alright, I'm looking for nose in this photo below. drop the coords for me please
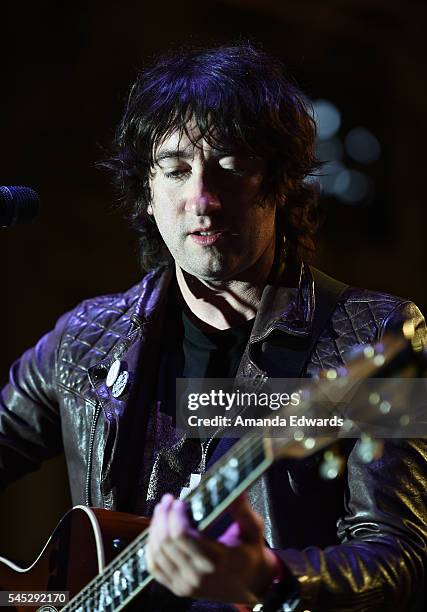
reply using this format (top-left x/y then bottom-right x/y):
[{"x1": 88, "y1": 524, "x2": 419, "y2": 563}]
[{"x1": 184, "y1": 173, "x2": 221, "y2": 215}]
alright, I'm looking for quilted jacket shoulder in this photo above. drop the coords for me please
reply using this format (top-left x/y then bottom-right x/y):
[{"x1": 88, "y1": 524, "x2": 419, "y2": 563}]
[
  {"x1": 308, "y1": 286, "x2": 425, "y2": 373},
  {"x1": 55, "y1": 283, "x2": 144, "y2": 399}
]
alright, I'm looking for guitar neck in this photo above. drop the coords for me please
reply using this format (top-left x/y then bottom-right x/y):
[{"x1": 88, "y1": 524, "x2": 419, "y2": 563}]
[{"x1": 65, "y1": 436, "x2": 274, "y2": 612}]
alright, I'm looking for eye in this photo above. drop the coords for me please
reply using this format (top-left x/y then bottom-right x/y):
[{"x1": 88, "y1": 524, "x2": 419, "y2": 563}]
[
  {"x1": 163, "y1": 166, "x2": 191, "y2": 180},
  {"x1": 222, "y1": 167, "x2": 245, "y2": 177},
  {"x1": 218, "y1": 155, "x2": 263, "y2": 177},
  {"x1": 165, "y1": 169, "x2": 189, "y2": 178},
  {"x1": 218, "y1": 157, "x2": 245, "y2": 175}
]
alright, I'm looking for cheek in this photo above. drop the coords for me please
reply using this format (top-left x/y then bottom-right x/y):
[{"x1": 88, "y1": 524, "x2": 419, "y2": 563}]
[
  {"x1": 238, "y1": 195, "x2": 276, "y2": 222},
  {"x1": 152, "y1": 185, "x2": 186, "y2": 218},
  {"x1": 249, "y1": 206, "x2": 276, "y2": 242},
  {"x1": 225, "y1": 181, "x2": 259, "y2": 203}
]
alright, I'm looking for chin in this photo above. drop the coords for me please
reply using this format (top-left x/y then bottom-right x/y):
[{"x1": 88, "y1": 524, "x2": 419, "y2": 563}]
[
  {"x1": 179, "y1": 261, "x2": 230, "y2": 281},
  {"x1": 190, "y1": 269, "x2": 230, "y2": 282},
  {"x1": 179, "y1": 254, "x2": 248, "y2": 282}
]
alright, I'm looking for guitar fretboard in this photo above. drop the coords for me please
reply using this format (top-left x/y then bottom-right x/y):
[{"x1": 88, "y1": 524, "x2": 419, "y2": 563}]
[{"x1": 64, "y1": 435, "x2": 272, "y2": 612}]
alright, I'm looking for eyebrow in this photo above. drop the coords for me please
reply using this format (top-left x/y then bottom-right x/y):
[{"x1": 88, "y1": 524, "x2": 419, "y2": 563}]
[
  {"x1": 154, "y1": 149, "x2": 194, "y2": 163},
  {"x1": 154, "y1": 148, "x2": 246, "y2": 164}
]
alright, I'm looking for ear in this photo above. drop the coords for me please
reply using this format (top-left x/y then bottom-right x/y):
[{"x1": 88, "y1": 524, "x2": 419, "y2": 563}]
[{"x1": 147, "y1": 204, "x2": 153, "y2": 215}]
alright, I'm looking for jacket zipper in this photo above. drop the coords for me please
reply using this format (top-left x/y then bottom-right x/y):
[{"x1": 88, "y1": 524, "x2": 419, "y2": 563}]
[{"x1": 85, "y1": 403, "x2": 101, "y2": 506}]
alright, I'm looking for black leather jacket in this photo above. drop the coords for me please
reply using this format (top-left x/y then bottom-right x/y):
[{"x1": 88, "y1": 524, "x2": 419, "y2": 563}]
[{"x1": 1, "y1": 263, "x2": 426, "y2": 611}]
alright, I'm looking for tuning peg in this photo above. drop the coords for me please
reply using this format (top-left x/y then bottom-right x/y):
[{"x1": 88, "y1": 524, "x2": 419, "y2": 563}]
[{"x1": 403, "y1": 318, "x2": 426, "y2": 354}]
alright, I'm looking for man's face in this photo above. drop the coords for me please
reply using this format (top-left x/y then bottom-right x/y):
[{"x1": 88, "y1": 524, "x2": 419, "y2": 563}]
[{"x1": 148, "y1": 126, "x2": 277, "y2": 282}]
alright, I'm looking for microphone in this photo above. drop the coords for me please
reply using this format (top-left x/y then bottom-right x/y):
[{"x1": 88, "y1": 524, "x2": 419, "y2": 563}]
[{"x1": 0, "y1": 186, "x2": 40, "y2": 227}]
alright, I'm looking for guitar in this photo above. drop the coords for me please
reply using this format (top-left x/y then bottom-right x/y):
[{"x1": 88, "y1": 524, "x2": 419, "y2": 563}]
[{"x1": 0, "y1": 327, "x2": 424, "y2": 612}]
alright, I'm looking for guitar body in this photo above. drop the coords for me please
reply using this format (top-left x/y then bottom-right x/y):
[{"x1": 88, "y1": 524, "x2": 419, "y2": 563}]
[
  {"x1": 0, "y1": 506, "x2": 149, "y2": 611},
  {"x1": 0, "y1": 506, "x2": 249, "y2": 612}
]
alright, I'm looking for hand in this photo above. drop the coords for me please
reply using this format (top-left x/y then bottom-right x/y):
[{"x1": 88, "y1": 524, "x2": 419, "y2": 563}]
[{"x1": 145, "y1": 493, "x2": 280, "y2": 605}]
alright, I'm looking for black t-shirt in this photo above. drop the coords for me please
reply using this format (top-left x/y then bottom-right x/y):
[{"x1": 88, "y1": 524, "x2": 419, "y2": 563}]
[
  {"x1": 156, "y1": 303, "x2": 254, "y2": 421},
  {"x1": 181, "y1": 309, "x2": 254, "y2": 379}
]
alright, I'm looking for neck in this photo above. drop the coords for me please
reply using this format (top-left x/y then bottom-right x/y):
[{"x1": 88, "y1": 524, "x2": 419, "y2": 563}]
[{"x1": 175, "y1": 250, "x2": 276, "y2": 331}]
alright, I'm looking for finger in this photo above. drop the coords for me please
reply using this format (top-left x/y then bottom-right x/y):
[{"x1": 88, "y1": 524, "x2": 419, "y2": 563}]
[
  {"x1": 158, "y1": 498, "x2": 198, "y2": 573},
  {"x1": 228, "y1": 495, "x2": 264, "y2": 542},
  {"x1": 152, "y1": 494, "x2": 175, "y2": 543},
  {"x1": 218, "y1": 520, "x2": 241, "y2": 547},
  {"x1": 168, "y1": 534, "x2": 216, "y2": 574},
  {"x1": 168, "y1": 499, "x2": 192, "y2": 539},
  {"x1": 168, "y1": 500, "x2": 217, "y2": 572},
  {"x1": 151, "y1": 495, "x2": 201, "y2": 586},
  {"x1": 161, "y1": 535, "x2": 195, "y2": 575},
  {"x1": 146, "y1": 494, "x2": 176, "y2": 572},
  {"x1": 154, "y1": 540, "x2": 205, "y2": 597},
  {"x1": 152, "y1": 499, "x2": 219, "y2": 593},
  {"x1": 150, "y1": 546, "x2": 181, "y2": 585}
]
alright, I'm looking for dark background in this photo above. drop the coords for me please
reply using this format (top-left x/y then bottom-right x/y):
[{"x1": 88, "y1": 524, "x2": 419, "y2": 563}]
[{"x1": 1, "y1": 0, "x2": 426, "y2": 561}]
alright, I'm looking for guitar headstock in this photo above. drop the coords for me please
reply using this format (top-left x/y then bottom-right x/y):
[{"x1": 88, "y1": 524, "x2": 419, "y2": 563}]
[{"x1": 269, "y1": 320, "x2": 426, "y2": 463}]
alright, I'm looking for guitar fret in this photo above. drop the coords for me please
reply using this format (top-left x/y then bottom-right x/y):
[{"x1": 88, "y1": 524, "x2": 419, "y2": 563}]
[
  {"x1": 98, "y1": 582, "x2": 113, "y2": 611},
  {"x1": 222, "y1": 457, "x2": 238, "y2": 485},
  {"x1": 75, "y1": 593, "x2": 99, "y2": 612},
  {"x1": 188, "y1": 437, "x2": 267, "y2": 526},
  {"x1": 120, "y1": 559, "x2": 135, "y2": 585},
  {"x1": 206, "y1": 475, "x2": 220, "y2": 506},
  {"x1": 112, "y1": 569, "x2": 123, "y2": 600},
  {"x1": 190, "y1": 490, "x2": 206, "y2": 522},
  {"x1": 136, "y1": 547, "x2": 147, "y2": 575}
]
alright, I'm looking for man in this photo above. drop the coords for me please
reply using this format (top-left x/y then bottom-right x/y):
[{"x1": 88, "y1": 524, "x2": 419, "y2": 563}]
[{"x1": 1, "y1": 45, "x2": 426, "y2": 611}]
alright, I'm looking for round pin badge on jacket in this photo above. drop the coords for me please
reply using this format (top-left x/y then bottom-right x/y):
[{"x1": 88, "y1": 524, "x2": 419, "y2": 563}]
[
  {"x1": 106, "y1": 359, "x2": 122, "y2": 388},
  {"x1": 112, "y1": 370, "x2": 130, "y2": 398}
]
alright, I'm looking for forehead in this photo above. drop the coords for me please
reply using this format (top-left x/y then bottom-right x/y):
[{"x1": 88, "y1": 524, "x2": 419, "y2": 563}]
[
  {"x1": 153, "y1": 123, "x2": 245, "y2": 162},
  {"x1": 154, "y1": 128, "x2": 201, "y2": 158}
]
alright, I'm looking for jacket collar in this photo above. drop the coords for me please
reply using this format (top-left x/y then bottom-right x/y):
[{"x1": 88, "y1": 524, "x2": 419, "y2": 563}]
[
  {"x1": 132, "y1": 256, "x2": 315, "y2": 342},
  {"x1": 250, "y1": 258, "x2": 315, "y2": 343}
]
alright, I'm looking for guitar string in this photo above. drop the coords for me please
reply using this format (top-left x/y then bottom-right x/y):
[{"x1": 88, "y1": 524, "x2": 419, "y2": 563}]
[
  {"x1": 67, "y1": 411, "x2": 350, "y2": 611},
  {"x1": 64, "y1": 435, "x2": 268, "y2": 611},
  {"x1": 66, "y1": 384, "x2": 352, "y2": 607},
  {"x1": 64, "y1": 449, "x2": 266, "y2": 612},
  {"x1": 65, "y1": 444, "x2": 267, "y2": 612},
  {"x1": 67, "y1": 412, "x2": 343, "y2": 612}
]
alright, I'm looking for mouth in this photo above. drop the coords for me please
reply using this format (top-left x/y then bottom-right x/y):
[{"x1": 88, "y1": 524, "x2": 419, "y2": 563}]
[{"x1": 189, "y1": 229, "x2": 229, "y2": 246}]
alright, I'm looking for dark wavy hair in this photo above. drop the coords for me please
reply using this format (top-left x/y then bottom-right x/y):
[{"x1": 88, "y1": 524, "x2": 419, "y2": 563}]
[{"x1": 102, "y1": 44, "x2": 320, "y2": 272}]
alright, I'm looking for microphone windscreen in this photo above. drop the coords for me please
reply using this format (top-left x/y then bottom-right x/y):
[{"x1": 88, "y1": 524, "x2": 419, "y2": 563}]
[{"x1": 0, "y1": 186, "x2": 40, "y2": 227}]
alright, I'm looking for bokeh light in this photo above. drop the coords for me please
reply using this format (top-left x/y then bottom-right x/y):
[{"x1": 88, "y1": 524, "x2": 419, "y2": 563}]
[
  {"x1": 333, "y1": 169, "x2": 373, "y2": 203},
  {"x1": 318, "y1": 160, "x2": 346, "y2": 196},
  {"x1": 312, "y1": 99, "x2": 380, "y2": 204},
  {"x1": 313, "y1": 99, "x2": 342, "y2": 140},
  {"x1": 345, "y1": 127, "x2": 381, "y2": 164}
]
